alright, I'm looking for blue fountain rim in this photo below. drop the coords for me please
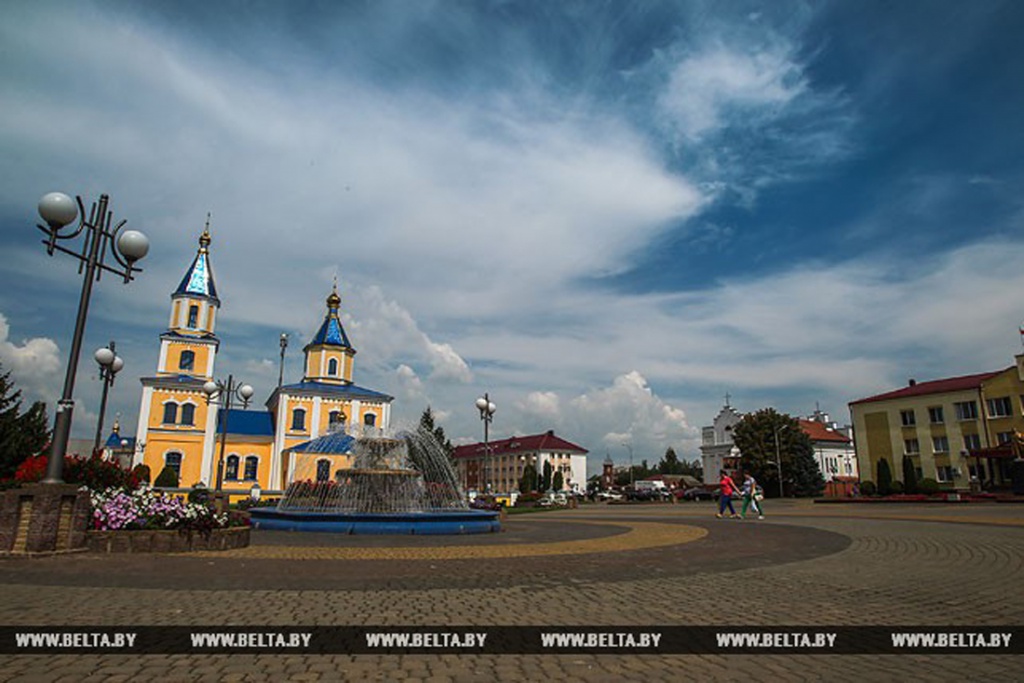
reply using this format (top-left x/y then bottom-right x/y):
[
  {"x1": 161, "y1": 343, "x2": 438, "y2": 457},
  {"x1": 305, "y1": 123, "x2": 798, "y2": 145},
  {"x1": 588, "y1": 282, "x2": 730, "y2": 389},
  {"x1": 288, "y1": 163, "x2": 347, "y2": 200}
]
[{"x1": 248, "y1": 507, "x2": 501, "y2": 535}]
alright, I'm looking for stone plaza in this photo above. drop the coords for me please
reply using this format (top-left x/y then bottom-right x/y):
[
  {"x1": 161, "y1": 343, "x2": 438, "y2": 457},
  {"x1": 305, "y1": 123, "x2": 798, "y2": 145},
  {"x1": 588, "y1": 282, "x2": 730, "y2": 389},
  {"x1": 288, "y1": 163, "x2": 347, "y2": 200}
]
[{"x1": 0, "y1": 499, "x2": 1021, "y2": 681}]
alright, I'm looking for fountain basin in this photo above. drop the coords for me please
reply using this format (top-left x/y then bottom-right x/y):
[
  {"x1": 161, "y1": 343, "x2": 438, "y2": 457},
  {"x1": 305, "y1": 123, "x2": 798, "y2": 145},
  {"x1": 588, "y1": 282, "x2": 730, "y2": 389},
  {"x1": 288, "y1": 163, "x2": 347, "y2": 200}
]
[{"x1": 249, "y1": 507, "x2": 501, "y2": 535}]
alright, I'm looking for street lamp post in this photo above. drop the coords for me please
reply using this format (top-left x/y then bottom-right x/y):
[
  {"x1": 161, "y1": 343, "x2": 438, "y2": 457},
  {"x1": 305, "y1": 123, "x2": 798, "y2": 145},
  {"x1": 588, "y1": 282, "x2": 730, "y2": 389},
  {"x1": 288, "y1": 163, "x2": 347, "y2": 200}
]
[
  {"x1": 202, "y1": 375, "x2": 255, "y2": 492},
  {"x1": 277, "y1": 333, "x2": 288, "y2": 389},
  {"x1": 36, "y1": 192, "x2": 149, "y2": 483},
  {"x1": 92, "y1": 341, "x2": 124, "y2": 453},
  {"x1": 475, "y1": 394, "x2": 496, "y2": 493},
  {"x1": 773, "y1": 424, "x2": 788, "y2": 498}
]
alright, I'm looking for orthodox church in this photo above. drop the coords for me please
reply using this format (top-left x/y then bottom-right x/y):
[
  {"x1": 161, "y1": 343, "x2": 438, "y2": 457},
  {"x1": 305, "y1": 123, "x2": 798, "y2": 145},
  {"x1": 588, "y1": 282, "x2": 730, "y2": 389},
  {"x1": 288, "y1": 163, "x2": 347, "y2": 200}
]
[{"x1": 132, "y1": 225, "x2": 393, "y2": 492}]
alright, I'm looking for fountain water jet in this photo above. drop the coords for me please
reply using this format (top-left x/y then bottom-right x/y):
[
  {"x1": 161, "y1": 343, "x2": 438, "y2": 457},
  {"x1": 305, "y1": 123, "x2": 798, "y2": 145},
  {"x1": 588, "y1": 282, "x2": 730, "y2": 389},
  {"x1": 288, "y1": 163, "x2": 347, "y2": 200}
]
[{"x1": 249, "y1": 425, "x2": 500, "y2": 534}]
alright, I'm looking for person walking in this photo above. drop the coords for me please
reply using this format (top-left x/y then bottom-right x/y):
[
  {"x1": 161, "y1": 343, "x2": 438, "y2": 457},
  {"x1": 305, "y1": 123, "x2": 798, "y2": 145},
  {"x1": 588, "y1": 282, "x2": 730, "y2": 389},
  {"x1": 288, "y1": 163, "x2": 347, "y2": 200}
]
[
  {"x1": 716, "y1": 470, "x2": 740, "y2": 518},
  {"x1": 740, "y1": 472, "x2": 765, "y2": 519}
]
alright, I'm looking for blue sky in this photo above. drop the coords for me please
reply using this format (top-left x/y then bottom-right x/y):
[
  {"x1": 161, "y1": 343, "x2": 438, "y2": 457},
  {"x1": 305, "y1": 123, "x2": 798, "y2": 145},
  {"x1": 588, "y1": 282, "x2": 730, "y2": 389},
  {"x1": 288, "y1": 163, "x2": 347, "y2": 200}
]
[{"x1": 2, "y1": 0, "x2": 1023, "y2": 476}]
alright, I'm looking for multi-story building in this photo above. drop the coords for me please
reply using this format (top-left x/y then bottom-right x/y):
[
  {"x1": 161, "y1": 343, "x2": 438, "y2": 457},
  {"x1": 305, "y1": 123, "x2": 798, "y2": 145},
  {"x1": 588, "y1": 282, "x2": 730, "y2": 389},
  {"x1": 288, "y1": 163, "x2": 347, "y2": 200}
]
[
  {"x1": 452, "y1": 430, "x2": 588, "y2": 494},
  {"x1": 849, "y1": 354, "x2": 1024, "y2": 489},
  {"x1": 133, "y1": 225, "x2": 393, "y2": 492}
]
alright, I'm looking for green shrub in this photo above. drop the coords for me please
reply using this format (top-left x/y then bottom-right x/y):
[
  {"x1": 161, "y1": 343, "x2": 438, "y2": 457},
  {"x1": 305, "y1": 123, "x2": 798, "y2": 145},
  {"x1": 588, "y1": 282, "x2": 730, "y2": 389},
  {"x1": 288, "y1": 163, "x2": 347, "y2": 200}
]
[
  {"x1": 877, "y1": 458, "x2": 893, "y2": 496},
  {"x1": 859, "y1": 481, "x2": 876, "y2": 496},
  {"x1": 917, "y1": 478, "x2": 940, "y2": 495},
  {"x1": 154, "y1": 465, "x2": 180, "y2": 488},
  {"x1": 131, "y1": 463, "x2": 151, "y2": 485},
  {"x1": 889, "y1": 480, "x2": 904, "y2": 494},
  {"x1": 902, "y1": 456, "x2": 918, "y2": 494}
]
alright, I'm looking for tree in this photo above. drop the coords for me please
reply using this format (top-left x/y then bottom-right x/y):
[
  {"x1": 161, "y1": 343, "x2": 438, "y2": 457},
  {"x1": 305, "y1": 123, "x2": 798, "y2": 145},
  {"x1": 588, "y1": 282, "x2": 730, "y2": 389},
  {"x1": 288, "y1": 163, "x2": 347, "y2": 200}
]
[
  {"x1": 552, "y1": 470, "x2": 564, "y2": 491},
  {"x1": 154, "y1": 465, "x2": 180, "y2": 488},
  {"x1": 731, "y1": 408, "x2": 820, "y2": 497},
  {"x1": 901, "y1": 455, "x2": 918, "y2": 494},
  {"x1": 789, "y1": 446, "x2": 825, "y2": 498},
  {"x1": 518, "y1": 463, "x2": 538, "y2": 493},
  {"x1": 877, "y1": 458, "x2": 894, "y2": 496},
  {"x1": 0, "y1": 364, "x2": 50, "y2": 479},
  {"x1": 418, "y1": 406, "x2": 454, "y2": 462},
  {"x1": 542, "y1": 460, "x2": 553, "y2": 491},
  {"x1": 658, "y1": 447, "x2": 684, "y2": 475}
]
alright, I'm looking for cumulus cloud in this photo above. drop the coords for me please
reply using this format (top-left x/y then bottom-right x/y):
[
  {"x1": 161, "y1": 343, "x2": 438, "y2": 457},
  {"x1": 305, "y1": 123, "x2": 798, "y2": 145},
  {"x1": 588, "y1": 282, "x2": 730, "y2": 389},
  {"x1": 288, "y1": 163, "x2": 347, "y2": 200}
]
[{"x1": 0, "y1": 313, "x2": 62, "y2": 405}]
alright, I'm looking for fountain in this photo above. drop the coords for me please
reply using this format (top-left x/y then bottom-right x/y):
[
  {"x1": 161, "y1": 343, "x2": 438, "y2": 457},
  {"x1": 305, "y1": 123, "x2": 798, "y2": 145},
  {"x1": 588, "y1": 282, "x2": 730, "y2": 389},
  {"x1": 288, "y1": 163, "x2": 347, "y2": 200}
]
[{"x1": 249, "y1": 425, "x2": 500, "y2": 534}]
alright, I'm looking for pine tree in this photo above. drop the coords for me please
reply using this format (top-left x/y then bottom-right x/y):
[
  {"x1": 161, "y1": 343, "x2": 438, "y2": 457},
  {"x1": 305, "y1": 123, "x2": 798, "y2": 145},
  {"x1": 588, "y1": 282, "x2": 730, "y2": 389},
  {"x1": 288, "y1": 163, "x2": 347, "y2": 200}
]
[
  {"x1": 542, "y1": 460, "x2": 553, "y2": 491},
  {"x1": 658, "y1": 447, "x2": 683, "y2": 474},
  {"x1": 790, "y1": 444, "x2": 826, "y2": 497},
  {"x1": 902, "y1": 455, "x2": 918, "y2": 494},
  {"x1": 877, "y1": 458, "x2": 894, "y2": 496},
  {"x1": 418, "y1": 406, "x2": 454, "y2": 462},
  {"x1": 519, "y1": 463, "x2": 538, "y2": 493},
  {"x1": 552, "y1": 470, "x2": 564, "y2": 491},
  {"x1": 0, "y1": 364, "x2": 50, "y2": 479}
]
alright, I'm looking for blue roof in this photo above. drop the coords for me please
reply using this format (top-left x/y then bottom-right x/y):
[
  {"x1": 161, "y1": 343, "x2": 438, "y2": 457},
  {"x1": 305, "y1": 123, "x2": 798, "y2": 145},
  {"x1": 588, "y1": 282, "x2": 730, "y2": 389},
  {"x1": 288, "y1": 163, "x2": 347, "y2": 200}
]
[
  {"x1": 217, "y1": 409, "x2": 274, "y2": 436},
  {"x1": 309, "y1": 313, "x2": 351, "y2": 348},
  {"x1": 289, "y1": 431, "x2": 355, "y2": 454},
  {"x1": 104, "y1": 432, "x2": 136, "y2": 450},
  {"x1": 174, "y1": 233, "x2": 219, "y2": 301},
  {"x1": 280, "y1": 381, "x2": 393, "y2": 402}
]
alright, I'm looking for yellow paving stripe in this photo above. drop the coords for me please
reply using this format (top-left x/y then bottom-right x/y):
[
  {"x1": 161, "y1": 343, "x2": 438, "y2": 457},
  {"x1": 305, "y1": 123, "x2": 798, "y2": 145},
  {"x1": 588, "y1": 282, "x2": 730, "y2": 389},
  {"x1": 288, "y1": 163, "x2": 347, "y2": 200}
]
[{"x1": 194, "y1": 521, "x2": 706, "y2": 560}]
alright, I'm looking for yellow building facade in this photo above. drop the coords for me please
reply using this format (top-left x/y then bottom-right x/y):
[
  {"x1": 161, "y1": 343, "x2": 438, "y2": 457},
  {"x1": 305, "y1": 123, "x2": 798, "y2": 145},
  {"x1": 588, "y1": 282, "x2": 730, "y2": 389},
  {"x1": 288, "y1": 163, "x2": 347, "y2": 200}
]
[
  {"x1": 849, "y1": 353, "x2": 1024, "y2": 489},
  {"x1": 133, "y1": 226, "x2": 392, "y2": 492}
]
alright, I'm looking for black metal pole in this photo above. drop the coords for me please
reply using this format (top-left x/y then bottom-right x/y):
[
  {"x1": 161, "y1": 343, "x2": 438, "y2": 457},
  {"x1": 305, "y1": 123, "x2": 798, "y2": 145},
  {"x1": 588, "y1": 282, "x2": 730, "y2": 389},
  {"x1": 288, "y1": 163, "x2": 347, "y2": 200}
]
[
  {"x1": 215, "y1": 374, "x2": 233, "y2": 492},
  {"x1": 92, "y1": 341, "x2": 116, "y2": 454},
  {"x1": 44, "y1": 195, "x2": 108, "y2": 483}
]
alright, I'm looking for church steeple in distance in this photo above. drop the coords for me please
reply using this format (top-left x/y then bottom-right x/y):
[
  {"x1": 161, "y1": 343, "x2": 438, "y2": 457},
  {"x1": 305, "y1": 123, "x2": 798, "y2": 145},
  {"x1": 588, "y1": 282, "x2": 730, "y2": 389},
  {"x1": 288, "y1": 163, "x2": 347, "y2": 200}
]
[{"x1": 303, "y1": 281, "x2": 356, "y2": 385}]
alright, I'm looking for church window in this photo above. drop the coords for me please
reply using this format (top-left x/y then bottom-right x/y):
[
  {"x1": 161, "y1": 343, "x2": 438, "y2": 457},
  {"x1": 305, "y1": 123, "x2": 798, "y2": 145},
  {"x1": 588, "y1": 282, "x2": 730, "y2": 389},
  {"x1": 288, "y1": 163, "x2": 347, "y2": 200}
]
[
  {"x1": 225, "y1": 455, "x2": 239, "y2": 481},
  {"x1": 364, "y1": 413, "x2": 376, "y2": 427},
  {"x1": 180, "y1": 403, "x2": 195, "y2": 426},
  {"x1": 187, "y1": 305, "x2": 199, "y2": 329},
  {"x1": 316, "y1": 459, "x2": 331, "y2": 482},
  {"x1": 291, "y1": 408, "x2": 306, "y2": 431},
  {"x1": 162, "y1": 402, "x2": 178, "y2": 425},
  {"x1": 329, "y1": 410, "x2": 345, "y2": 427},
  {"x1": 328, "y1": 358, "x2": 339, "y2": 376},
  {"x1": 165, "y1": 452, "x2": 182, "y2": 477},
  {"x1": 179, "y1": 350, "x2": 195, "y2": 371},
  {"x1": 243, "y1": 456, "x2": 259, "y2": 480}
]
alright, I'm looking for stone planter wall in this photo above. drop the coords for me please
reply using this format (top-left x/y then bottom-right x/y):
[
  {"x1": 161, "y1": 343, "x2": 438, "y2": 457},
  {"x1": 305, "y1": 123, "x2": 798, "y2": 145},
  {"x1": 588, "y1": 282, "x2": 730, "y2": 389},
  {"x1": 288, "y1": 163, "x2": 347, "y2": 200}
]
[
  {"x1": 0, "y1": 484, "x2": 90, "y2": 555},
  {"x1": 85, "y1": 525, "x2": 250, "y2": 553}
]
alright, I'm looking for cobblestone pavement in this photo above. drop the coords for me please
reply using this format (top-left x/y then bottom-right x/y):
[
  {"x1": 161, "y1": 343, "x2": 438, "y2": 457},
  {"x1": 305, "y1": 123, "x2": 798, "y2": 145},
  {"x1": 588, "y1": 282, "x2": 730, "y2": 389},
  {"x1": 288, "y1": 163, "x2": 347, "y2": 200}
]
[{"x1": 1, "y1": 500, "x2": 1022, "y2": 681}]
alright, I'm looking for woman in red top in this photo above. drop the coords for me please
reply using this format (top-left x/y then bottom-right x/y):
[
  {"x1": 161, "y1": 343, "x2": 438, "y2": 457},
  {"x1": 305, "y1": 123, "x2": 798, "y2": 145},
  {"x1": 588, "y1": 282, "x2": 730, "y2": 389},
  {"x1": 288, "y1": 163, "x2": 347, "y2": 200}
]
[{"x1": 717, "y1": 470, "x2": 740, "y2": 518}]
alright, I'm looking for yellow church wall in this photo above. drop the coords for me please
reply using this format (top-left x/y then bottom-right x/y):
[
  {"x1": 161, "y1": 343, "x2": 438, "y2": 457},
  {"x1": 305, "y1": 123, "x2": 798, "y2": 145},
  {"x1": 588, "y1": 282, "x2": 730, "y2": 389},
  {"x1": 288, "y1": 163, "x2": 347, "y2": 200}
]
[
  {"x1": 142, "y1": 432, "x2": 206, "y2": 485},
  {"x1": 146, "y1": 389, "x2": 210, "y2": 431},
  {"x1": 290, "y1": 453, "x2": 354, "y2": 482},
  {"x1": 217, "y1": 438, "x2": 275, "y2": 490}
]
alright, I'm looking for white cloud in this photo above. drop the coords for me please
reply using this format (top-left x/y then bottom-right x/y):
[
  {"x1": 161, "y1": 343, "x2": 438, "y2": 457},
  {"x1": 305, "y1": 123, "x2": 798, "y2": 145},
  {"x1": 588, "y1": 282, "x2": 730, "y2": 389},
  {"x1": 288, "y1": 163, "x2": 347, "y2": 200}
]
[
  {"x1": 0, "y1": 313, "x2": 62, "y2": 405},
  {"x1": 658, "y1": 44, "x2": 806, "y2": 140}
]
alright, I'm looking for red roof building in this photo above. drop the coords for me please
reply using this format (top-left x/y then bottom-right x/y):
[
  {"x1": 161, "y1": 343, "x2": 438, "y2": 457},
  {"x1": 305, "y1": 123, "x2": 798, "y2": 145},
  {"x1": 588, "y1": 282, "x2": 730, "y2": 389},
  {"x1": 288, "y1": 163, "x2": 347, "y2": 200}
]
[{"x1": 453, "y1": 430, "x2": 588, "y2": 494}]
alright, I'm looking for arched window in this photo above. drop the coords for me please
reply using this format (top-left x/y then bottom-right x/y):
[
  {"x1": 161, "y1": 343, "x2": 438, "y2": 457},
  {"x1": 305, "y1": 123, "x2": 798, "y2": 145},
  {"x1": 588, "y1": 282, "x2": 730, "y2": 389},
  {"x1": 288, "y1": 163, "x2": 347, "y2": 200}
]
[
  {"x1": 363, "y1": 413, "x2": 376, "y2": 427},
  {"x1": 225, "y1": 455, "x2": 239, "y2": 481},
  {"x1": 180, "y1": 403, "x2": 196, "y2": 426},
  {"x1": 327, "y1": 358, "x2": 339, "y2": 376},
  {"x1": 187, "y1": 305, "x2": 199, "y2": 329},
  {"x1": 179, "y1": 350, "x2": 195, "y2": 371},
  {"x1": 329, "y1": 410, "x2": 345, "y2": 427},
  {"x1": 316, "y1": 459, "x2": 331, "y2": 482},
  {"x1": 162, "y1": 402, "x2": 178, "y2": 424},
  {"x1": 165, "y1": 452, "x2": 182, "y2": 476},
  {"x1": 243, "y1": 456, "x2": 258, "y2": 481},
  {"x1": 291, "y1": 408, "x2": 306, "y2": 431}
]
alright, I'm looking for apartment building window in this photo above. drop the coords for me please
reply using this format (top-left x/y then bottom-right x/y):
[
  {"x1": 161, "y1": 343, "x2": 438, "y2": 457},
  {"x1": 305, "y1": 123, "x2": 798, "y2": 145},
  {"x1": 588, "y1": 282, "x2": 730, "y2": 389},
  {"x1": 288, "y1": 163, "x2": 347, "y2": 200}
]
[
  {"x1": 986, "y1": 396, "x2": 1012, "y2": 418},
  {"x1": 996, "y1": 431, "x2": 1013, "y2": 445},
  {"x1": 954, "y1": 401, "x2": 978, "y2": 420},
  {"x1": 936, "y1": 465, "x2": 954, "y2": 482},
  {"x1": 963, "y1": 433, "x2": 981, "y2": 451},
  {"x1": 927, "y1": 406, "x2": 944, "y2": 424},
  {"x1": 903, "y1": 438, "x2": 920, "y2": 455},
  {"x1": 900, "y1": 410, "x2": 916, "y2": 427},
  {"x1": 932, "y1": 436, "x2": 949, "y2": 453}
]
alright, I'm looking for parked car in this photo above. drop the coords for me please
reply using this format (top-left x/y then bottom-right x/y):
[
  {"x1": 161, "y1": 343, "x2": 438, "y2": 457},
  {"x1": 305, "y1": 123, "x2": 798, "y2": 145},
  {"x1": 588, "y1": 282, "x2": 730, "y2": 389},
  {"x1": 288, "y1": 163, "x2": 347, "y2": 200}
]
[
  {"x1": 596, "y1": 490, "x2": 625, "y2": 501},
  {"x1": 676, "y1": 487, "x2": 717, "y2": 501}
]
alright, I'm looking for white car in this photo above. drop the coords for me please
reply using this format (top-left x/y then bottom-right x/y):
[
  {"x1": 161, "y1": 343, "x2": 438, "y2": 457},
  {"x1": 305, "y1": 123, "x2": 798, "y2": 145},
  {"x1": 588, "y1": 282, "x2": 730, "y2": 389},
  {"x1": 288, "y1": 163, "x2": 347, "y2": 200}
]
[{"x1": 596, "y1": 491, "x2": 624, "y2": 501}]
